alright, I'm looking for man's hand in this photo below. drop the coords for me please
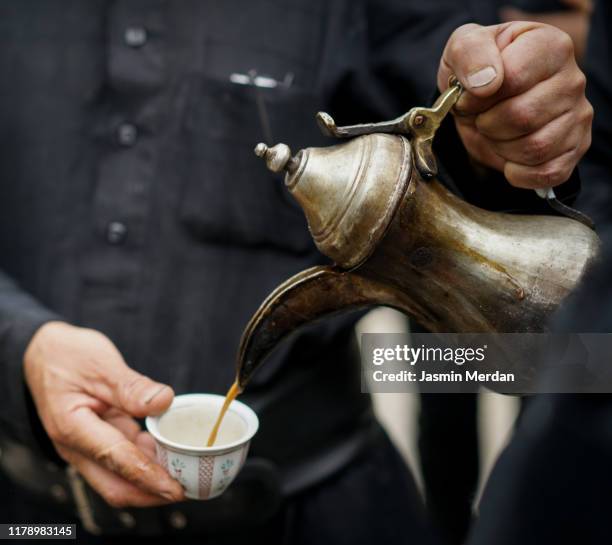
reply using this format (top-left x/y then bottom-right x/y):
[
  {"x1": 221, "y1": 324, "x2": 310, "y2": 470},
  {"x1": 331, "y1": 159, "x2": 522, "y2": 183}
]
[
  {"x1": 23, "y1": 321, "x2": 185, "y2": 508},
  {"x1": 439, "y1": 22, "x2": 593, "y2": 189}
]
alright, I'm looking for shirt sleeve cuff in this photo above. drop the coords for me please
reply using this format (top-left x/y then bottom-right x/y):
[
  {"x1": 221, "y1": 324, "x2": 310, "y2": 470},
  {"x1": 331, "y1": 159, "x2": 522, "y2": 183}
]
[{"x1": 0, "y1": 296, "x2": 61, "y2": 450}]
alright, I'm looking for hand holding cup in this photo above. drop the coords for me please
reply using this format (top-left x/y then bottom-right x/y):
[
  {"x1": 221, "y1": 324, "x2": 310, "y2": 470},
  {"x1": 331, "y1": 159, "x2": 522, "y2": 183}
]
[{"x1": 24, "y1": 321, "x2": 185, "y2": 508}]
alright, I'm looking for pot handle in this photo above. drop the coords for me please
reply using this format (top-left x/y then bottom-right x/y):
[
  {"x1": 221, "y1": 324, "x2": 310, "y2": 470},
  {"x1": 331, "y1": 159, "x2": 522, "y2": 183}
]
[{"x1": 315, "y1": 77, "x2": 463, "y2": 180}]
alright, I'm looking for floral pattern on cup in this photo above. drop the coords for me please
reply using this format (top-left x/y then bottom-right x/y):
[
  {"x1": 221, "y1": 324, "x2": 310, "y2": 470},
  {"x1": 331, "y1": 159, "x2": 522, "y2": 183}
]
[
  {"x1": 170, "y1": 457, "x2": 187, "y2": 487},
  {"x1": 214, "y1": 458, "x2": 235, "y2": 495}
]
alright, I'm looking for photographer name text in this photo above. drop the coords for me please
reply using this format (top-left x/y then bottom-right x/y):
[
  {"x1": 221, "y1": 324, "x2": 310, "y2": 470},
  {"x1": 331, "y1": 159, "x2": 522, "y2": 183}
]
[{"x1": 370, "y1": 344, "x2": 515, "y2": 383}]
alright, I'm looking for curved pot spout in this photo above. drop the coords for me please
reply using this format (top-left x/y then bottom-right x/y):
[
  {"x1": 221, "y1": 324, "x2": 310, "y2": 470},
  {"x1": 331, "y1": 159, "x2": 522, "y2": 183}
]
[{"x1": 235, "y1": 265, "x2": 426, "y2": 388}]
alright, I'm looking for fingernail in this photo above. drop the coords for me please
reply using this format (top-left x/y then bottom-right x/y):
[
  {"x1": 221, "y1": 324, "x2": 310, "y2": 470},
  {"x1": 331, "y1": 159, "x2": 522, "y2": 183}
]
[
  {"x1": 468, "y1": 66, "x2": 497, "y2": 88},
  {"x1": 144, "y1": 385, "x2": 168, "y2": 405}
]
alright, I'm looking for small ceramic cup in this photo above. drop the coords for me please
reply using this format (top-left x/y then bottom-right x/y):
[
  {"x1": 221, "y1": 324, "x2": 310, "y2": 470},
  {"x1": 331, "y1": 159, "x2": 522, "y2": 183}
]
[{"x1": 145, "y1": 393, "x2": 259, "y2": 500}]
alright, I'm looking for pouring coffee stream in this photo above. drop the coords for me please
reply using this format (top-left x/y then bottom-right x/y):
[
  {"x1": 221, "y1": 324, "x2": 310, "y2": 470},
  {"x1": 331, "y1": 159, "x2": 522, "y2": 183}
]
[
  {"x1": 208, "y1": 80, "x2": 600, "y2": 439},
  {"x1": 206, "y1": 380, "x2": 242, "y2": 447}
]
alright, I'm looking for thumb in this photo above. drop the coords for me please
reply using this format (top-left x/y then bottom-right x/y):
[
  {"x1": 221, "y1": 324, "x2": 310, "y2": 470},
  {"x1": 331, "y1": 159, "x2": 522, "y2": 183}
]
[
  {"x1": 109, "y1": 365, "x2": 174, "y2": 419},
  {"x1": 439, "y1": 23, "x2": 504, "y2": 97}
]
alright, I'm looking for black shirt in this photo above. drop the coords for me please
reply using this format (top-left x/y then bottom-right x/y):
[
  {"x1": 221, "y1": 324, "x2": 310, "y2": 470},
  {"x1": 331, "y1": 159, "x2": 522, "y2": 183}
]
[{"x1": 0, "y1": 0, "x2": 578, "y2": 487}]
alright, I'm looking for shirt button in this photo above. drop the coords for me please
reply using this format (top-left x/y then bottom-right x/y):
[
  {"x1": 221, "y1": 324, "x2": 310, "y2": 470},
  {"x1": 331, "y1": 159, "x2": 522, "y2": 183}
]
[
  {"x1": 50, "y1": 484, "x2": 68, "y2": 503},
  {"x1": 118, "y1": 511, "x2": 136, "y2": 529},
  {"x1": 124, "y1": 26, "x2": 147, "y2": 48},
  {"x1": 106, "y1": 222, "x2": 128, "y2": 245},
  {"x1": 168, "y1": 511, "x2": 187, "y2": 530},
  {"x1": 117, "y1": 123, "x2": 137, "y2": 147}
]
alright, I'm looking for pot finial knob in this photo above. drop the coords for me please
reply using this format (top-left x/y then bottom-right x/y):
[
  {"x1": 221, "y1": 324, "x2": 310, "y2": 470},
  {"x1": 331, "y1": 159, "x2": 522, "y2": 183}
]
[{"x1": 254, "y1": 143, "x2": 298, "y2": 174}]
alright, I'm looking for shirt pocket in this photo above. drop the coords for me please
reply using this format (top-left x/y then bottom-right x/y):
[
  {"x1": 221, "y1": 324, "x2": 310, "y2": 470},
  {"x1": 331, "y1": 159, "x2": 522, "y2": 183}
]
[{"x1": 176, "y1": 2, "x2": 328, "y2": 254}]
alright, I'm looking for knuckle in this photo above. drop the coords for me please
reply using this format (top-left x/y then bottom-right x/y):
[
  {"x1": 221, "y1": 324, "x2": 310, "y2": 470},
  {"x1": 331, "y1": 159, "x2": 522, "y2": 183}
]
[
  {"x1": 501, "y1": 62, "x2": 525, "y2": 95},
  {"x1": 447, "y1": 24, "x2": 481, "y2": 60},
  {"x1": 448, "y1": 37, "x2": 467, "y2": 63},
  {"x1": 455, "y1": 23, "x2": 480, "y2": 34},
  {"x1": 93, "y1": 442, "x2": 123, "y2": 472},
  {"x1": 55, "y1": 445, "x2": 73, "y2": 463},
  {"x1": 504, "y1": 167, "x2": 523, "y2": 188},
  {"x1": 536, "y1": 164, "x2": 567, "y2": 187},
  {"x1": 508, "y1": 102, "x2": 536, "y2": 134},
  {"x1": 573, "y1": 71, "x2": 587, "y2": 95},
  {"x1": 505, "y1": 173, "x2": 521, "y2": 188},
  {"x1": 582, "y1": 101, "x2": 594, "y2": 124},
  {"x1": 473, "y1": 114, "x2": 490, "y2": 134},
  {"x1": 94, "y1": 447, "x2": 111, "y2": 468},
  {"x1": 120, "y1": 374, "x2": 146, "y2": 401},
  {"x1": 124, "y1": 459, "x2": 152, "y2": 487},
  {"x1": 451, "y1": 23, "x2": 479, "y2": 41},
  {"x1": 51, "y1": 428, "x2": 69, "y2": 444},
  {"x1": 524, "y1": 135, "x2": 551, "y2": 164},
  {"x1": 45, "y1": 424, "x2": 61, "y2": 442},
  {"x1": 49, "y1": 420, "x2": 74, "y2": 444},
  {"x1": 84, "y1": 328, "x2": 109, "y2": 346},
  {"x1": 555, "y1": 31, "x2": 575, "y2": 60}
]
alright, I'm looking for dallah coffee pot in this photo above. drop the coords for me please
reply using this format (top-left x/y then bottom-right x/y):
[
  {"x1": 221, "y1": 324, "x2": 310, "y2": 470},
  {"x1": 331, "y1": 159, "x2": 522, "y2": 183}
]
[{"x1": 235, "y1": 80, "x2": 600, "y2": 388}]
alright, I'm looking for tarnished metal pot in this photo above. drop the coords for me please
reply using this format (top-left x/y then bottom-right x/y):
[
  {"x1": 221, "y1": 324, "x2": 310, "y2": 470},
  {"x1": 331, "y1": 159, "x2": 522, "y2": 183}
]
[{"x1": 235, "y1": 83, "x2": 600, "y2": 387}]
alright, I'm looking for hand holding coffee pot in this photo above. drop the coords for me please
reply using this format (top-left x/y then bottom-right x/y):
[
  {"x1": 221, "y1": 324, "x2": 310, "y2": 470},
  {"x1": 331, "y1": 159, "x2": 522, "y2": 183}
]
[
  {"x1": 440, "y1": 21, "x2": 592, "y2": 190},
  {"x1": 236, "y1": 22, "x2": 598, "y2": 388}
]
